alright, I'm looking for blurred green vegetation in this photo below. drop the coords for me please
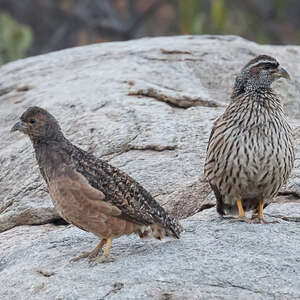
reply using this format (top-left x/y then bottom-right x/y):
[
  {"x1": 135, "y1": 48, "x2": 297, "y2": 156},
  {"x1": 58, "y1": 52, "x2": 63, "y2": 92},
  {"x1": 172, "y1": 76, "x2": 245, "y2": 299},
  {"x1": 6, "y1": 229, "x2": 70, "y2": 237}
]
[
  {"x1": 0, "y1": 13, "x2": 33, "y2": 65},
  {"x1": 0, "y1": 0, "x2": 299, "y2": 65},
  {"x1": 179, "y1": 0, "x2": 298, "y2": 45},
  {"x1": 179, "y1": 0, "x2": 228, "y2": 35}
]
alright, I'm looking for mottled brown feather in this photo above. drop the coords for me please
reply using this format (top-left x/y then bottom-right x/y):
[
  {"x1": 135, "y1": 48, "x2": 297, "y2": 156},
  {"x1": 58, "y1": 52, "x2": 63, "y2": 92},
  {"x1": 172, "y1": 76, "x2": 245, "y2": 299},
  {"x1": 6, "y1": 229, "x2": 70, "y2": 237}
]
[{"x1": 12, "y1": 106, "x2": 182, "y2": 243}]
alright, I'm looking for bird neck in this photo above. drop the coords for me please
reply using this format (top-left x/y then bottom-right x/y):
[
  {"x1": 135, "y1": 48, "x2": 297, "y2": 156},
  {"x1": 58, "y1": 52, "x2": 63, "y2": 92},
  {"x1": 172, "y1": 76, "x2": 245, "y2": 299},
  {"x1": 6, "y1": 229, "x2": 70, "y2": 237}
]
[
  {"x1": 30, "y1": 130, "x2": 66, "y2": 146},
  {"x1": 228, "y1": 88, "x2": 283, "y2": 118},
  {"x1": 32, "y1": 135, "x2": 71, "y2": 182},
  {"x1": 232, "y1": 86, "x2": 275, "y2": 102},
  {"x1": 232, "y1": 74, "x2": 273, "y2": 98}
]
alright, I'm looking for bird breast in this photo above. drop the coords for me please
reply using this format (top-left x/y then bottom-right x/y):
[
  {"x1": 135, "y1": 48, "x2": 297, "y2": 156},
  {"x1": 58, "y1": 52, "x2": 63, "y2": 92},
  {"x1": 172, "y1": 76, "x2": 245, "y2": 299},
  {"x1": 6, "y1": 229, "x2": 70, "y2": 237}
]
[{"x1": 206, "y1": 97, "x2": 294, "y2": 201}]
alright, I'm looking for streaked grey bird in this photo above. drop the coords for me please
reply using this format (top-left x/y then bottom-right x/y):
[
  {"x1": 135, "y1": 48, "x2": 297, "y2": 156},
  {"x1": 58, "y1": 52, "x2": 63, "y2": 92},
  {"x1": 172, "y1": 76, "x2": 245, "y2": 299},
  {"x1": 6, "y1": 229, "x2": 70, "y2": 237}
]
[{"x1": 204, "y1": 55, "x2": 295, "y2": 223}]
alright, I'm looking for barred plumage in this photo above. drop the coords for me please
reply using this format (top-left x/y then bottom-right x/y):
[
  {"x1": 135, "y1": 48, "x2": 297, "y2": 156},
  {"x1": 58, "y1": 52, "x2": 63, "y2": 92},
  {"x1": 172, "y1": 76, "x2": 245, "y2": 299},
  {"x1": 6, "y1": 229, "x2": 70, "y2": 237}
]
[{"x1": 204, "y1": 55, "x2": 295, "y2": 222}]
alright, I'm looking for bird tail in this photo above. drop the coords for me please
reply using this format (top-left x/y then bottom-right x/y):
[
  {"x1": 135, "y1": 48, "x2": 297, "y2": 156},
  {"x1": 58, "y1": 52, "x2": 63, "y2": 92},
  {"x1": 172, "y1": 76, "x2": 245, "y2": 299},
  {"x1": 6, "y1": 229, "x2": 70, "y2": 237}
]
[
  {"x1": 137, "y1": 217, "x2": 183, "y2": 240},
  {"x1": 165, "y1": 216, "x2": 183, "y2": 239}
]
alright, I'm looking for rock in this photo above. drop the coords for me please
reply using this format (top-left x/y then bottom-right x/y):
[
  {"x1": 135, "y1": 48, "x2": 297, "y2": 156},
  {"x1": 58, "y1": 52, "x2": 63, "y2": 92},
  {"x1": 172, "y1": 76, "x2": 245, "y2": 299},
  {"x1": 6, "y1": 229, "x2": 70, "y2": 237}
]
[
  {"x1": 1, "y1": 34, "x2": 300, "y2": 297},
  {"x1": 1, "y1": 207, "x2": 300, "y2": 299},
  {"x1": 264, "y1": 202, "x2": 300, "y2": 222},
  {"x1": 1, "y1": 35, "x2": 300, "y2": 232}
]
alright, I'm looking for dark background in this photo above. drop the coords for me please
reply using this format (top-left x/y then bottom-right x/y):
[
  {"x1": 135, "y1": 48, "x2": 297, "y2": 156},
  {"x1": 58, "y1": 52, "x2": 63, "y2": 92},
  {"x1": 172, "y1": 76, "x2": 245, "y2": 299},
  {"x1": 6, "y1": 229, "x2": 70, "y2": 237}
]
[{"x1": 0, "y1": 0, "x2": 299, "y2": 65}]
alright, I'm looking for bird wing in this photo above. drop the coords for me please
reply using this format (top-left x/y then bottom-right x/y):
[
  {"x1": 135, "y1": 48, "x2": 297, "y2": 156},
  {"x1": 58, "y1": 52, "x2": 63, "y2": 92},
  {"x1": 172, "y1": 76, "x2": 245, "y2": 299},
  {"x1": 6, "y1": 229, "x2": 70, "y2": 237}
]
[
  {"x1": 204, "y1": 116, "x2": 228, "y2": 215},
  {"x1": 72, "y1": 151, "x2": 172, "y2": 228},
  {"x1": 48, "y1": 166, "x2": 121, "y2": 219},
  {"x1": 204, "y1": 115, "x2": 226, "y2": 181}
]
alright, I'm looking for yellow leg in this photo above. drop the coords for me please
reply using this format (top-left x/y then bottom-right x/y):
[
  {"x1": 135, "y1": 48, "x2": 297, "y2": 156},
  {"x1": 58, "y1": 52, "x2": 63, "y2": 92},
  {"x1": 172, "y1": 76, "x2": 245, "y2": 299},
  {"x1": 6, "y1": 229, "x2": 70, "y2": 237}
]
[
  {"x1": 90, "y1": 238, "x2": 115, "y2": 265},
  {"x1": 237, "y1": 199, "x2": 245, "y2": 217},
  {"x1": 258, "y1": 200, "x2": 264, "y2": 220},
  {"x1": 251, "y1": 200, "x2": 277, "y2": 224},
  {"x1": 256, "y1": 200, "x2": 277, "y2": 223},
  {"x1": 72, "y1": 239, "x2": 106, "y2": 262},
  {"x1": 103, "y1": 238, "x2": 112, "y2": 256},
  {"x1": 230, "y1": 199, "x2": 252, "y2": 223}
]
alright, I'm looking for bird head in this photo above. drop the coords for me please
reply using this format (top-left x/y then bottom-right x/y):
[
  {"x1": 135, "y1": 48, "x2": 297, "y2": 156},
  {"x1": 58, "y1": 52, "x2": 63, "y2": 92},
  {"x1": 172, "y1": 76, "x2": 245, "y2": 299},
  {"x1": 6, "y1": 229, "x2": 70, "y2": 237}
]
[
  {"x1": 233, "y1": 55, "x2": 290, "y2": 96},
  {"x1": 11, "y1": 106, "x2": 62, "y2": 142}
]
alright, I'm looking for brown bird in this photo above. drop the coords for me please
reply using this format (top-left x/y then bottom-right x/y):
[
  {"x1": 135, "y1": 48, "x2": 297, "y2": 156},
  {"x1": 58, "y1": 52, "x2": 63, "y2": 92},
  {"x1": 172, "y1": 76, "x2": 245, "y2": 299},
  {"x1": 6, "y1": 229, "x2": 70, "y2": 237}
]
[
  {"x1": 204, "y1": 55, "x2": 295, "y2": 223},
  {"x1": 11, "y1": 106, "x2": 182, "y2": 264}
]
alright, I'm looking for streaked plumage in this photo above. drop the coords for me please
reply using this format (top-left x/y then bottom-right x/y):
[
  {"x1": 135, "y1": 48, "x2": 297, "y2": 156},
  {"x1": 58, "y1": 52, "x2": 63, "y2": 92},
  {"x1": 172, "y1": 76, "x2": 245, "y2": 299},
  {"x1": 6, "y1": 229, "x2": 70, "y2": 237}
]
[
  {"x1": 11, "y1": 107, "x2": 182, "y2": 264},
  {"x1": 204, "y1": 55, "x2": 295, "y2": 222}
]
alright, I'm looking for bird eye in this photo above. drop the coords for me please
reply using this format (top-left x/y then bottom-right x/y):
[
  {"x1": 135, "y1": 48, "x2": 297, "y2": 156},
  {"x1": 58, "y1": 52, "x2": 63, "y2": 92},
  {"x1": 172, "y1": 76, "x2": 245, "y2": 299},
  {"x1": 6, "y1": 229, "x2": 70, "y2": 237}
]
[
  {"x1": 264, "y1": 63, "x2": 275, "y2": 70},
  {"x1": 29, "y1": 119, "x2": 36, "y2": 124}
]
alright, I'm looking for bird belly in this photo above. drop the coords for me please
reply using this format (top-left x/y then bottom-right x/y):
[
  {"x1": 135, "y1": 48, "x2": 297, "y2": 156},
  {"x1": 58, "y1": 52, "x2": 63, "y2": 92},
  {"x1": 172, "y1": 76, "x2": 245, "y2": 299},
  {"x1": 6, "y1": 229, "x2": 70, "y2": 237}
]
[{"x1": 213, "y1": 127, "x2": 293, "y2": 210}]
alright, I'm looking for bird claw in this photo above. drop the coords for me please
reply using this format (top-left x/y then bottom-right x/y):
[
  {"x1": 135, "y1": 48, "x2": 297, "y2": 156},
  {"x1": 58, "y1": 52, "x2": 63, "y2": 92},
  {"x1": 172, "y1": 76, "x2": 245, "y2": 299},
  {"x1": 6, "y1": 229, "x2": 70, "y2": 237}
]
[
  {"x1": 230, "y1": 216, "x2": 253, "y2": 224},
  {"x1": 251, "y1": 218, "x2": 279, "y2": 224},
  {"x1": 230, "y1": 216, "x2": 279, "y2": 224},
  {"x1": 89, "y1": 254, "x2": 115, "y2": 266},
  {"x1": 71, "y1": 250, "x2": 103, "y2": 262},
  {"x1": 71, "y1": 252, "x2": 90, "y2": 262}
]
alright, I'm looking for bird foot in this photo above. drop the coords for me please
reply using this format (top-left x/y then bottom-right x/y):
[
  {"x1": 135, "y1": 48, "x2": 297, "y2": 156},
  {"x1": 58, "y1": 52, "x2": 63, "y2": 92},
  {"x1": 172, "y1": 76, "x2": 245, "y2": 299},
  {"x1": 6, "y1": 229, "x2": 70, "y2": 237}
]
[
  {"x1": 71, "y1": 249, "x2": 102, "y2": 262},
  {"x1": 251, "y1": 217, "x2": 279, "y2": 224},
  {"x1": 230, "y1": 216, "x2": 253, "y2": 224},
  {"x1": 89, "y1": 254, "x2": 115, "y2": 266}
]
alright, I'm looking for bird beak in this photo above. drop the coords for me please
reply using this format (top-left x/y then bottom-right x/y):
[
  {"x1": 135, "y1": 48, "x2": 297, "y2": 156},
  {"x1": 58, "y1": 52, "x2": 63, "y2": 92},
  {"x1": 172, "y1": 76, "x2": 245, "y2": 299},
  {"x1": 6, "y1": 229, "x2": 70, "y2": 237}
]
[
  {"x1": 274, "y1": 66, "x2": 291, "y2": 80},
  {"x1": 11, "y1": 120, "x2": 27, "y2": 133}
]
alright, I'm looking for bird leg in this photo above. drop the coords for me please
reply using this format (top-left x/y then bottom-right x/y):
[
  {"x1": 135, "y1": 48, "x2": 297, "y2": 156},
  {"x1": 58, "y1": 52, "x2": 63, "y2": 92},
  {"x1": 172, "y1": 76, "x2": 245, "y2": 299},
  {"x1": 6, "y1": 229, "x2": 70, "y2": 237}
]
[
  {"x1": 231, "y1": 199, "x2": 252, "y2": 223},
  {"x1": 251, "y1": 200, "x2": 278, "y2": 224},
  {"x1": 89, "y1": 238, "x2": 115, "y2": 265},
  {"x1": 71, "y1": 239, "x2": 106, "y2": 262},
  {"x1": 258, "y1": 200, "x2": 263, "y2": 220},
  {"x1": 237, "y1": 198, "x2": 245, "y2": 217}
]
